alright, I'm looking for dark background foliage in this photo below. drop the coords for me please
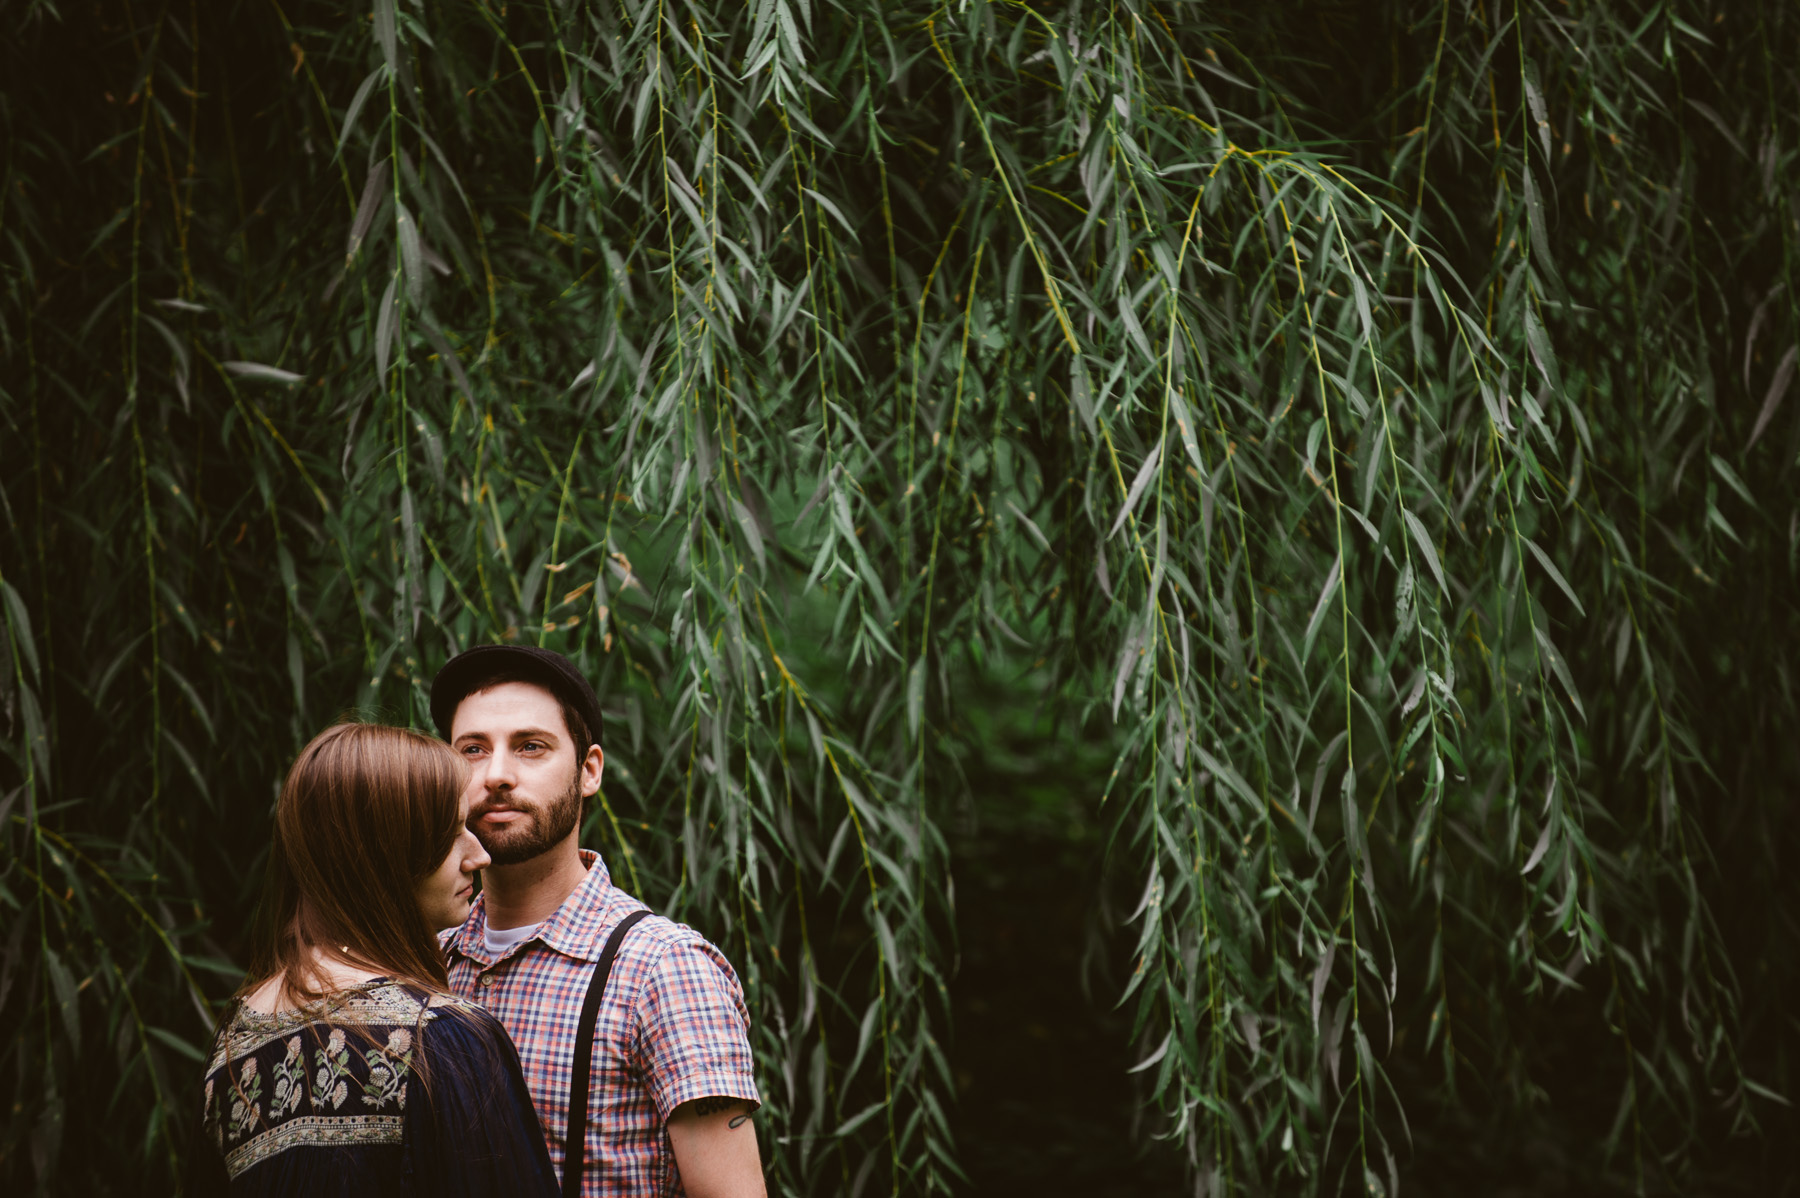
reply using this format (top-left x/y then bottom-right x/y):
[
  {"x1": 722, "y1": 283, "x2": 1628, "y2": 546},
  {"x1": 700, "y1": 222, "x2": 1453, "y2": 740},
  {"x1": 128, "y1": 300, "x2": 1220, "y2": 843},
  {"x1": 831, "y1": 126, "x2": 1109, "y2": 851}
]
[{"x1": 2, "y1": 1, "x2": 1796, "y2": 1195}]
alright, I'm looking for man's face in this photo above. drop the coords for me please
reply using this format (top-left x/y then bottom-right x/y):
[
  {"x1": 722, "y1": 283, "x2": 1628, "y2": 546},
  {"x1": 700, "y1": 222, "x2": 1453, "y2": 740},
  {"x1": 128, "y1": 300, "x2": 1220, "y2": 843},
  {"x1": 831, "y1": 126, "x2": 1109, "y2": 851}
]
[{"x1": 450, "y1": 680, "x2": 603, "y2": 866}]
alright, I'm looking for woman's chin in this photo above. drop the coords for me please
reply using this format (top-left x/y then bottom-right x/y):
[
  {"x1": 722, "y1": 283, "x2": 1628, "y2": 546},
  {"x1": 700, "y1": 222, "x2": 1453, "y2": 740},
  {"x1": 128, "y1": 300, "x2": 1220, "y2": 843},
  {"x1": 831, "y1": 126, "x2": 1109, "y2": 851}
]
[{"x1": 427, "y1": 902, "x2": 470, "y2": 932}]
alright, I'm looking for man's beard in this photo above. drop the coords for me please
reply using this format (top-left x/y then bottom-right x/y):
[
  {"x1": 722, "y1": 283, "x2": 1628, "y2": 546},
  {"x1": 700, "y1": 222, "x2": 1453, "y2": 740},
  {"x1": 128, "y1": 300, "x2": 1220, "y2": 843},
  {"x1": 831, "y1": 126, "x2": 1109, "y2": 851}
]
[{"x1": 474, "y1": 772, "x2": 583, "y2": 866}]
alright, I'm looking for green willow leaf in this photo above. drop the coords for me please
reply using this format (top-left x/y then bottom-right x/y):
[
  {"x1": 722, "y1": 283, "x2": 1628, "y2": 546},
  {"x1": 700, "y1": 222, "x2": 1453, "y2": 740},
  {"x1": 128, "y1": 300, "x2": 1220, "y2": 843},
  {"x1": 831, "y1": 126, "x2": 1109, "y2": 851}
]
[{"x1": 1523, "y1": 537, "x2": 1587, "y2": 617}]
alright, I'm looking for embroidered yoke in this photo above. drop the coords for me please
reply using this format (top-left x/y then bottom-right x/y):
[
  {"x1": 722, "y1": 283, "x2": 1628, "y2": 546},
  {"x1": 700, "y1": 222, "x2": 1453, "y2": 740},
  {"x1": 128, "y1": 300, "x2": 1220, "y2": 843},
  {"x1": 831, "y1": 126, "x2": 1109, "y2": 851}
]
[{"x1": 187, "y1": 980, "x2": 557, "y2": 1198}]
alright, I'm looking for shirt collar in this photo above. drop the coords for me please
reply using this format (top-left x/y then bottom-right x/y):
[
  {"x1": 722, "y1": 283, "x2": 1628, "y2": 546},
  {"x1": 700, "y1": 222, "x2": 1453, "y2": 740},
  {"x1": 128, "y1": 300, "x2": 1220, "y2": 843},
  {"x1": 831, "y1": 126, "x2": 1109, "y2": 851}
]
[
  {"x1": 537, "y1": 849, "x2": 618, "y2": 961},
  {"x1": 447, "y1": 848, "x2": 618, "y2": 966}
]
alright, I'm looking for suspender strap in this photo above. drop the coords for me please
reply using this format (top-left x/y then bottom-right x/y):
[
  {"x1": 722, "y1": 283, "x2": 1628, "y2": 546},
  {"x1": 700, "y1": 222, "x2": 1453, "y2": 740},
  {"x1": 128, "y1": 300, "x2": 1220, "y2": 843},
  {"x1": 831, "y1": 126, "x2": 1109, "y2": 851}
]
[{"x1": 563, "y1": 908, "x2": 652, "y2": 1198}]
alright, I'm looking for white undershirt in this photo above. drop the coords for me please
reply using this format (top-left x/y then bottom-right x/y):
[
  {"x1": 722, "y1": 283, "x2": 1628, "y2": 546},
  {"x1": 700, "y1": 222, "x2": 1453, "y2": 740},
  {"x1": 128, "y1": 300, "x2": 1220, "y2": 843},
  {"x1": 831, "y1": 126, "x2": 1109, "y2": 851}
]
[{"x1": 483, "y1": 920, "x2": 543, "y2": 957}]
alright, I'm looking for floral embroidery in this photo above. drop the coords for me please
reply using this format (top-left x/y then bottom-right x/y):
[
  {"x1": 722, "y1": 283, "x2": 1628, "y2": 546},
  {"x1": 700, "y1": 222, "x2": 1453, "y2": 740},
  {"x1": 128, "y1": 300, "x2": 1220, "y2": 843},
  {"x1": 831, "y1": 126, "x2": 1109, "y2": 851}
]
[
  {"x1": 204, "y1": 980, "x2": 437, "y2": 1180},
  {"x1": 226, "y1": 1055, "x2": 264, "y2": 1140},
  {"x1": 313, "y1": 1026, "x2": 354, "y2": 1110},
  {"x1": 272, "y1": 1036, "x2": 305, "y2": 1117},
  {"x1": 360, "y1": 1029, "x2": 415, "y2": 1111}
]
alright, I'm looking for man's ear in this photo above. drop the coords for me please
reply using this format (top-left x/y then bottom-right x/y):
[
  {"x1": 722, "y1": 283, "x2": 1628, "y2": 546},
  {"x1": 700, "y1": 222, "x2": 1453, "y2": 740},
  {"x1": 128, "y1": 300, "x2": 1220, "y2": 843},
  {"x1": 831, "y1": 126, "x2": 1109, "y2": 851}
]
[{"x1": 580, "y1": 745, "x2": 604, "y2": 797}]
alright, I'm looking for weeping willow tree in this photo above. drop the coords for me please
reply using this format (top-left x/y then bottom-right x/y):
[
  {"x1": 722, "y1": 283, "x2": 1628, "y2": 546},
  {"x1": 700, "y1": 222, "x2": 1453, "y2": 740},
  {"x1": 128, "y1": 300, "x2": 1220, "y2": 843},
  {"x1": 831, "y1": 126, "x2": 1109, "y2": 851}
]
[{"x1": 2, "y1": 0, "x2": 1796, "y2": 1194}]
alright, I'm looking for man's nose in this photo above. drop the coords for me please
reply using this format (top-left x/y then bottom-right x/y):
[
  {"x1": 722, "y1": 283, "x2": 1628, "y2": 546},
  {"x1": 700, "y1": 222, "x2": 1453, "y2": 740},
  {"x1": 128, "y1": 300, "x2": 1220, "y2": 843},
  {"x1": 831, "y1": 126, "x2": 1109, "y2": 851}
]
[{"x1": 482, "y1": 747, "x2": 518, "y2": 790}]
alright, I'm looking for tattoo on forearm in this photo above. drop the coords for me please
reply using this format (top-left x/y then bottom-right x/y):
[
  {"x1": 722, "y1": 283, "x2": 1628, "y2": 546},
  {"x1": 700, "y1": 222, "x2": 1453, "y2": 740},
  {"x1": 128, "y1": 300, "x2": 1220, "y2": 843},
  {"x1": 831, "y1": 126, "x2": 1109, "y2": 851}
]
[{"x1": 685, "y1": 1094, "x2": 753, "y2": 1127}]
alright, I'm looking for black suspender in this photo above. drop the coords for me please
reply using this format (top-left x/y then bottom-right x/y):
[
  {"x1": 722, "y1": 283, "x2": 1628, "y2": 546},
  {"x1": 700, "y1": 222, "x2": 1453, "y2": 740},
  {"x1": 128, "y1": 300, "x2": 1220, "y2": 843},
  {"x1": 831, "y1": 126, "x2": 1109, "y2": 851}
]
[{"x1": 562, "y1": 908, "x2": 652, "y2": 1198}]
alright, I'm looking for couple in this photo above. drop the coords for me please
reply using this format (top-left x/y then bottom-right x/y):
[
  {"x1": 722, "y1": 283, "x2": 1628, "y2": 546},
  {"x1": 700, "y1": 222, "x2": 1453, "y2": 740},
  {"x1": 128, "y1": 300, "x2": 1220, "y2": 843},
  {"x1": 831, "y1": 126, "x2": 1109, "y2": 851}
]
[{"x1": 186, "y1": 646, "x2": 765, "y2": 1197}]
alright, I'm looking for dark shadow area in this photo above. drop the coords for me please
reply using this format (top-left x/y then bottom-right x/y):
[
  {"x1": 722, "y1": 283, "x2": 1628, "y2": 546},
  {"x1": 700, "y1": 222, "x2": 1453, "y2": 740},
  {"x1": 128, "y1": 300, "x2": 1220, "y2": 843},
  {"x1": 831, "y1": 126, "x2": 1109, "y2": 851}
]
[
  {"x1": 944, "y1": 671, "x2": 1185, "y2": 1196},
  {"x1": 950, "y1": 824, "x2": 1187, "y2": 1196}
]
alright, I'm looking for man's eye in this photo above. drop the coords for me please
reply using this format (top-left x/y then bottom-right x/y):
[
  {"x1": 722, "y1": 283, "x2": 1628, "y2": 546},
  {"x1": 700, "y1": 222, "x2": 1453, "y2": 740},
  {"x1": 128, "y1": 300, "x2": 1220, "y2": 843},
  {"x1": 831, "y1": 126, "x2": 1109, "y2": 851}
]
[{"x1": 520, "y1": 741, "x2": 543, "y2": 753}]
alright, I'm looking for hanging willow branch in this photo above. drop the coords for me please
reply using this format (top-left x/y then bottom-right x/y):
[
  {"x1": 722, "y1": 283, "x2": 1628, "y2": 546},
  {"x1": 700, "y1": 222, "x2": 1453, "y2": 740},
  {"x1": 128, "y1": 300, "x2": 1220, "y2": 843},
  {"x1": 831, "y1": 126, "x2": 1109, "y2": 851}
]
[{"x1": 1, "y1": 1, "x2": 1795, "y2": 1195}]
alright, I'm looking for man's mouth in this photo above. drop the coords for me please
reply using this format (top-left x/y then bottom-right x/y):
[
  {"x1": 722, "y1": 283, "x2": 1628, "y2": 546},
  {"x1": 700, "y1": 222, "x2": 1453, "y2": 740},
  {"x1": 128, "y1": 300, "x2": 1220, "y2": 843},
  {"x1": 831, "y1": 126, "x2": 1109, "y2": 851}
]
[{"x1": 475, "y1": 808, "x2": 524, "y2": 825}]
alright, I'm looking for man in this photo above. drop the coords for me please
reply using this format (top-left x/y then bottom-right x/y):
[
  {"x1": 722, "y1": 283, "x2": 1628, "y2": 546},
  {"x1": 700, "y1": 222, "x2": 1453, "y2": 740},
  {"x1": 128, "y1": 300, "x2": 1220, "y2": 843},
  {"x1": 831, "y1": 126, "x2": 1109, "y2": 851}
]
[{"x1": 432, "y1": 644, "x2": 765, "y2": 1198}]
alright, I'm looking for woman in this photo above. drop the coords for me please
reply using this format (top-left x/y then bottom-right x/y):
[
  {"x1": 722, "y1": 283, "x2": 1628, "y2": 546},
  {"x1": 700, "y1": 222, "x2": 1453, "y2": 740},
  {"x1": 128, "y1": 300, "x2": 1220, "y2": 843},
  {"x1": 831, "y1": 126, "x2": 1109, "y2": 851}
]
[{"x1": 186, "y1": 723, "x2": 558, "y2": 1198}]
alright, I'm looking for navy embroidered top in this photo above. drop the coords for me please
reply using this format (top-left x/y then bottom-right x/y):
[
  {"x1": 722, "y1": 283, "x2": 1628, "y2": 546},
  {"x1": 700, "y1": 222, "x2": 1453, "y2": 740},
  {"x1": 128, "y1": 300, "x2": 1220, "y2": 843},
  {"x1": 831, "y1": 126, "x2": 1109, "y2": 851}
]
[{"x1": 185, "y1": 979, "x2": 558, "y2": 1198}]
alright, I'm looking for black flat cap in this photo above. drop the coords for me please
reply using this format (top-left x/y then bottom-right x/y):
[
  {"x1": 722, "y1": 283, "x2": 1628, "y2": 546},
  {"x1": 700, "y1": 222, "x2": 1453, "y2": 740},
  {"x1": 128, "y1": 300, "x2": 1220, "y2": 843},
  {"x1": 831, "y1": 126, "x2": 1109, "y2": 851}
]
[{"x1": 429, "y1": 644, "x2": 604, "y2": 753}]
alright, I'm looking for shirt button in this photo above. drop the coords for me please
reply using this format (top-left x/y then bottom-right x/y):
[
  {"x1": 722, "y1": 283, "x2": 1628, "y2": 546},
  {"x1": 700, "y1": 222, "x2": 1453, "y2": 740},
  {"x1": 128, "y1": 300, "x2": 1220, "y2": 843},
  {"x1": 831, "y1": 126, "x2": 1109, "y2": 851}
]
[{"x1": 479, "y1": 972, "x2": 498, "y2": 987}]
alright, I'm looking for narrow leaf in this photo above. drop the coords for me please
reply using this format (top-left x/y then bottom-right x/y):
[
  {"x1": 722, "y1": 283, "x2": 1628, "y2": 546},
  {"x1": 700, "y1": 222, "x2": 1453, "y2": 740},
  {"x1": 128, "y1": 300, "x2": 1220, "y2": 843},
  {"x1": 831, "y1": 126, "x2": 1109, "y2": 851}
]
[
  {"x1": 1128, "y1": 1030, "x2": 1172, "y2": 1074},
  {"x1": 906, "y1": 656, "x2": 925, "y2": 741},
  {"x1": 1522, "y1": 538, "x2": 1587, "y2": 616},
  {"x1": 1522, "y1": 820, "x2": 1553, "y2": 874},
  {"x1": 373, "y1": 0, "x2": 398, "y2": 70},
  {"x1": 222, "y1": 361, "x2": 303, "y2": 386},
  {"x1": 1301, "y1": 556, "x2": 1342, "y2": 663},
  {"x1": 1109, "y1": 444, "x2": 1162, "y2": 540},
  {"x1": 1746, "y1": 344, "x2": 1796, "y2": 451},
  {"x1": 337, "y1": 66, "x2": 386, "y2": 152},
  {"x1": 396, "y1": 201, "x2": 424, "y2": 308},
  {"x1": 374, "y1": 273, "x2": 399, "y2": 379},
  {"x1": 346, "y1": 161, "x2": 389, "y2": 259},
  {"x1": 1402, "y1": 510, "x2": 1449, "y2": 597}
]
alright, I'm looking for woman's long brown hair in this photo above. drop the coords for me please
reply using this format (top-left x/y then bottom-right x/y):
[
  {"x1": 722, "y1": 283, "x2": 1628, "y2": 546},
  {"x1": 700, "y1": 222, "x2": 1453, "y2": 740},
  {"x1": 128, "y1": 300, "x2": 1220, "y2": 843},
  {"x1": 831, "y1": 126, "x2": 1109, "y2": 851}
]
[{"x1": 239, "y1": 722, "x2": 466, "y2": 1006}]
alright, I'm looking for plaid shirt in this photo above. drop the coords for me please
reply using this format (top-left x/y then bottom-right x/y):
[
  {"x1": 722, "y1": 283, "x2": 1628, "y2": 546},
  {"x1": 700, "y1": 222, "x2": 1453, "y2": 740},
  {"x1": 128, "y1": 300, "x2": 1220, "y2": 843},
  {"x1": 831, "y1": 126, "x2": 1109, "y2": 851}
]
[{"x1": 445, "y1": 851, "x2": 759, "y2": 1197}]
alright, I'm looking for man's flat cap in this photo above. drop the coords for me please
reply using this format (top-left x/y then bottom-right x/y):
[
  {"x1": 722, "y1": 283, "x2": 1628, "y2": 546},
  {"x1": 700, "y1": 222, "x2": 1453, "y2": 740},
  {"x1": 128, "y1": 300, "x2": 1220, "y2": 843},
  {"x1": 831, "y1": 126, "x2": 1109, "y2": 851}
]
[{"x1": 429, "y1": 644, "x2": 603, "y2": 752}]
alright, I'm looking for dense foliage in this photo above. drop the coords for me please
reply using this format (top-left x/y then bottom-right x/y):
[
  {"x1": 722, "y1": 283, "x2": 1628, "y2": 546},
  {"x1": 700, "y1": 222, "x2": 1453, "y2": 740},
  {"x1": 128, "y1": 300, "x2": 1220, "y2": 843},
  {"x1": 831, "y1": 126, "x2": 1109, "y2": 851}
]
[{"x1": 2, "y1": 0, "x2": 1796, "y2": 1193}]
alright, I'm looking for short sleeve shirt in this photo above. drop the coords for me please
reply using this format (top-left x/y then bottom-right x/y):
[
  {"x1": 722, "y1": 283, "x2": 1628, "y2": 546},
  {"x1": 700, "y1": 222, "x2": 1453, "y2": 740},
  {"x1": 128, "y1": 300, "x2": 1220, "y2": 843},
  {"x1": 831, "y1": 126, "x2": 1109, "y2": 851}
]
[{"x1": 444, "y1": 851, "x2": 760, "y2": 1197}]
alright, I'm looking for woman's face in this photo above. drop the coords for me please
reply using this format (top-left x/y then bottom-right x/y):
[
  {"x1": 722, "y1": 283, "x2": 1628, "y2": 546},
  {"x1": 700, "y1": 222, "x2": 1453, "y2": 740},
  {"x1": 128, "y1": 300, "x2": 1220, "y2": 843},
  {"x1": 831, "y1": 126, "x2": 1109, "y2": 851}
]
[{"x1": 417, "y1": 790, "x2": 491, "y2": 931}]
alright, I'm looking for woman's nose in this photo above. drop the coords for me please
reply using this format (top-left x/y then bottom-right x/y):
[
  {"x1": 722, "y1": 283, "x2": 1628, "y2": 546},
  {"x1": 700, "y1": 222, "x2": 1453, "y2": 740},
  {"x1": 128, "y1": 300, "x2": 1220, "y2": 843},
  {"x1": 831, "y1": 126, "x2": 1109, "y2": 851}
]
[{"x1": 463, "y1": 832, "x2": 491, "y2": 872}]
